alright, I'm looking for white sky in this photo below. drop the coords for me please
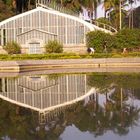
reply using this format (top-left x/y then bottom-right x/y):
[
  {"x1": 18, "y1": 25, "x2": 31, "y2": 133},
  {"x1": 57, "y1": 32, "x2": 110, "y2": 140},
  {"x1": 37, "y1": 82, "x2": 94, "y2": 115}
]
[{"x1": 97, "y1": 1, "x2": 140, "y2": 18}]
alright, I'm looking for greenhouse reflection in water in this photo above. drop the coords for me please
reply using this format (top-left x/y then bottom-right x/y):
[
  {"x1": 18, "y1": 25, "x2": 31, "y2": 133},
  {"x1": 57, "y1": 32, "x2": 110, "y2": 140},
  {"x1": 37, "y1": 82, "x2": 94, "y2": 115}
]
[{"x1": 0, "y1": 73, "x2": 140, "y2": 140}]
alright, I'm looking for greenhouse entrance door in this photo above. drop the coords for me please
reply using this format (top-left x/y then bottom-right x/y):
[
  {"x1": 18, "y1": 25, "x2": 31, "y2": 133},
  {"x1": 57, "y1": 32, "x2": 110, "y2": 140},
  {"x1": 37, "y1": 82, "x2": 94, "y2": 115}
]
[{"x1": 29, "y1": 42, "x2": 41, "y2": 54}]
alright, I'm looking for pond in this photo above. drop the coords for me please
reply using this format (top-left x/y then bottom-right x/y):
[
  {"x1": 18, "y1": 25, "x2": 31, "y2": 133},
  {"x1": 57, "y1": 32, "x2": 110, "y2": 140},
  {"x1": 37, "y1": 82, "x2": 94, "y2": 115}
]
[{"x1": 0, "y1": 72, "x2": 140, "y2": 140}]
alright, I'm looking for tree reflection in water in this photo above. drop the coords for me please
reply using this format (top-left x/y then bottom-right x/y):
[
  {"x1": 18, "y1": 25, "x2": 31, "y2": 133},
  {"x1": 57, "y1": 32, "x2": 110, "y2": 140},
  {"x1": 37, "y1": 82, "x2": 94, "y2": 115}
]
[
  {"x1": 86, "y1": 73, "x2": 140, "y2": 136},
  {"x1": 0, "y1": 73, "x2": 140, "y2": 140}
]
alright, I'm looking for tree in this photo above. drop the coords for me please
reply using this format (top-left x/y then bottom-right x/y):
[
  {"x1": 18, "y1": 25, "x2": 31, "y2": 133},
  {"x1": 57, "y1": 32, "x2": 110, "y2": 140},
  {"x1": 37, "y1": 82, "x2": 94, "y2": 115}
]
[
  {"x1": 127, "y1": 0, "x2": 137, "y2": 29},
  {"x1": 103, "y1": 0, "x2": 115, "y2": 18},
  {"x1": 15, "y1": 0, "x2": 26, "y2": 13},
  {"x1": 81, "y1": 0, "x2": 101, "y2": 19},
  {"x1": 2, "y1": 0, "x2": 12, "y2": 5},
  {"x1": 103, "y1": 0, "x2": 128, "y2": 30},
  {"x1": 132, "y1": 6, "x2": 140, "y2": 28},
  {"x1": 0, "y1": 0, "x2": 14, "y2": 21}
]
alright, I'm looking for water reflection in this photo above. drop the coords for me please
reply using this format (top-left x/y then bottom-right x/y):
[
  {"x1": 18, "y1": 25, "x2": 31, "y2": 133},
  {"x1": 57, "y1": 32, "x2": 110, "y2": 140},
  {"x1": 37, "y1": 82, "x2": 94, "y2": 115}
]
[
  {"x1": 0, "y1": 73, "x2": 140, "y2": 140},
  {"x1": 0, "y1": 74, "x2": 92, "y2": 110},
  {"x1": 0, "y1": 74, "x2": 94, "y2": 124}
]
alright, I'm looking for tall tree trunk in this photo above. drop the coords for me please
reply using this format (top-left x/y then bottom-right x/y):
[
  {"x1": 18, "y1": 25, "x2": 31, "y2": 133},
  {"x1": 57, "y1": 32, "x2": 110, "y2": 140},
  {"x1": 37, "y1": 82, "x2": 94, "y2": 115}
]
[
  {"x1": 94, "y1": 8, "x2": 97, "y2": 19},
  {"x1": 104, "y1": 10, "x2": 107, "y2": 18},
  {"x1": 129, "y1": 12, "x2": 131, "y2": 28},
  {"x1": 120, "y1": 88, "x2": 123, "y2": 109},
  {"x1": 119, "y1": 0, "x2": 122, "y2": 30},
  {"x1": 28, "y1": 0, "x2": 31, "y2": 10},
  {"x1": 60, "y1": 0, "x2": 63, "y2": 5}
]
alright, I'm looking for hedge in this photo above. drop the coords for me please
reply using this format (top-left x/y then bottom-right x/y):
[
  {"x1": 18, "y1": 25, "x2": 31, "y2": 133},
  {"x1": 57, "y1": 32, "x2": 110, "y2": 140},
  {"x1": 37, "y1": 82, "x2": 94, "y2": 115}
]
[{"x1": 1, "y1": 52, "x2": 140, "y2": 60}]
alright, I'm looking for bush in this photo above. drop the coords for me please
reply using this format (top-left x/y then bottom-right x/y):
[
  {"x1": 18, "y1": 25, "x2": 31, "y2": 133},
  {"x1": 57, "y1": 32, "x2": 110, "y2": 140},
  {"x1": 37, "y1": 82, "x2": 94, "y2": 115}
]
[
  {"x1": 86, "y1": 29, "x2": 140, "y2": 53},
  {"x1": 86, "y1": 31, "x2": 115, "y2": 53},
  {"x1": 45, "y1": 40, "x2": 63, "y2": 53},
  {"x1": 4, "y1": 41, "x2": 21, "y2": 54},
  {"x1": 114, "y1": 28, "x2": 140, "y2": 51}
]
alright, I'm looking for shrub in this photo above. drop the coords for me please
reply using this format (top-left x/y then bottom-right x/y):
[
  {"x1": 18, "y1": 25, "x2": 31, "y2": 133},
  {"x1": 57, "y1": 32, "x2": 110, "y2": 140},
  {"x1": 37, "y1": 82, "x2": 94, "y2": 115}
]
[
  {"x1": 114, "y1": 28, "x2": 140, "y2": 51},
  {"x1": 45, "y1": 40, "x2": 63, "y2": 53},
  {"x1": 86, "y1": 31, "x2": 115, "y2": 53},
  {"x1": 4, "y1": 41, "x2": 21, "y2": 54},
  {"x1": 86, "y1": 29, "x2": 140, "y2": 53}
]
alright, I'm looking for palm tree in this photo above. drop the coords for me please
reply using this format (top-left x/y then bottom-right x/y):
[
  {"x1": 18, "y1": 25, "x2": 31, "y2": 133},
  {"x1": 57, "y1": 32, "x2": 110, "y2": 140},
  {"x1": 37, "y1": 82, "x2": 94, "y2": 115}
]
[
  {"x1": 103, "y1": 0, "x2": 115, "y2": 18},
  {"x1": 103, "y1": 0, "x2": 128, "y2": 30},
  {"x1": 81, "y1": 0, "x2": 101, "y2": 19},
  {"x1": 128, "y1": 0, "x2": 135, "y2": 29}
]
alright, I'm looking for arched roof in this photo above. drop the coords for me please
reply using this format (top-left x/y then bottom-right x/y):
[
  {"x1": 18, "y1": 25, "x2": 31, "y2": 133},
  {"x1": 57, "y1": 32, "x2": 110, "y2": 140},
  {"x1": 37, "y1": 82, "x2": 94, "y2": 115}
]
[{"x1": 0, "y1": 7, "x2": 110, "y2": 33}]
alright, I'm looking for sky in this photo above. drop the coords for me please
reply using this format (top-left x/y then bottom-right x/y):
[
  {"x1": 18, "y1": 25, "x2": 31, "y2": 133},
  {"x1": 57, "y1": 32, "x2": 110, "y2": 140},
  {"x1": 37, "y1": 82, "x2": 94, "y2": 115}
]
[{"x1": 97, "y1": 1, "x2": 140, "y2": 18}]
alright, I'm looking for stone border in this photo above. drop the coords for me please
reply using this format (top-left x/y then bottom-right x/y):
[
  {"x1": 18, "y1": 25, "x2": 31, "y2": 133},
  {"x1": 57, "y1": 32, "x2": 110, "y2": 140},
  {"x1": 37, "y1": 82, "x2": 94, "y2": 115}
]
[{"x1": 0, "y1": 58, "x2": 140, "y2": 73}]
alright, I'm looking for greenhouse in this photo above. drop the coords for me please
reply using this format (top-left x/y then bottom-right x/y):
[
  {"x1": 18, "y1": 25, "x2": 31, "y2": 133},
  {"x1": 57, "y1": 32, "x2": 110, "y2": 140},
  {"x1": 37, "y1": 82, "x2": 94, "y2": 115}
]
[{"x1": 0, "y1": 0, "x2": 113, "y2": 54}]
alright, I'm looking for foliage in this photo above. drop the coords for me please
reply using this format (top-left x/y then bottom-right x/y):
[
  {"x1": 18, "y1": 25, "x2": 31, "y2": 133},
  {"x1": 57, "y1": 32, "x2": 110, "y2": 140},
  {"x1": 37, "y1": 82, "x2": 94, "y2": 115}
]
[
  {"x1": 4, "y1": 41, "x2": 21, "y2": 54},
  {"x1": 0, "y1": 99, "x2": 39, "y2": 140},
  {"x1": 110, "y1": 8, "x2": 127, "y2": 29},
  {"x1": 80, "y1": 0, "x2": 101, "y2": 19},
  {"x1": 0, "y1": 98, "x2": 64, "y2": 140},
  {"x1": 95, "y1": 17, "x2": 112, "y2": 26},
  {"x1": 114, "y1": 28, "x2": 140, "y2": 51},
  {"x1": 1, "y1": 52, "x2": 140, "y2": 60},
  {"x1": 87, "y1": 73, "x2": 140, "y2": 89},
  {"x1": 86, "y1": 30, "x2": 115, "y2": 52},
  {"x1": 44, "y1": 40, "x2": 63, "y2": 53},
  {"x1": 103, "y1": 0, "x2": 139, "y2": 29},
  {"x1": 86, "y1": 29, "x2": 140, "y2": 53},
  {"x1": 2, "y1": 0, "x2": 12, "y2": 5},
  {"x1": 0, "y1": 0, "x2": 15, "y2": 21}
]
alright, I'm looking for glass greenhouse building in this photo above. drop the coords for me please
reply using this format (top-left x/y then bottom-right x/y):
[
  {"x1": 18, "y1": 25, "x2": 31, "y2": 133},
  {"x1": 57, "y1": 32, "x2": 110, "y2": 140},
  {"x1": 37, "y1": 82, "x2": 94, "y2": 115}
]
[{"x1": 0, "y1": 4, "x2": 109, "y2": 54}]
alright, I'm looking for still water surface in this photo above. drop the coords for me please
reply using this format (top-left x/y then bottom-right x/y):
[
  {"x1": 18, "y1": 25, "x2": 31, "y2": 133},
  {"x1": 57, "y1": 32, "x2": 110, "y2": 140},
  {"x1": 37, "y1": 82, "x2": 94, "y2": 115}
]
[{"x1": 0, "y1": 72, "x2": 140, "y2": 140}]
